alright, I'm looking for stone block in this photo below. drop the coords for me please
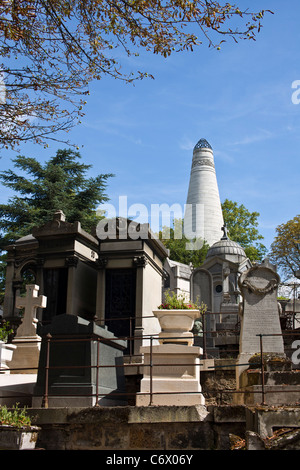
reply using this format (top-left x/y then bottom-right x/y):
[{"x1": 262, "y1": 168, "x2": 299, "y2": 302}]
[
  {"x1": 33, "y1": 315, "x2": 127, "y2": 407},
  {"x1": 136, "y1": 344, "x2": 205, "y2": 406}
]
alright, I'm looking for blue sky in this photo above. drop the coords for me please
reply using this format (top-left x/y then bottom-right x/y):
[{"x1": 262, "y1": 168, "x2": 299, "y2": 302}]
[{"x1": 0, "y1": 0, "x2": 299, "y2": 254}]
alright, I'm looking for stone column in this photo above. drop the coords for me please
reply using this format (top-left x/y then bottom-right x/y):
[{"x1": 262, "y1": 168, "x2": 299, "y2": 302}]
[
  {"x1": 133, "y1": 255, "x2": 147, "y2": 355},
  {"x1": 95, "y1": 257, "x2": 107, "y2": 325},
  {"x1": 35, "y1": 258, "x2": 45, "y2": 322},
  {"x1": 2, "y1": 260, "x2": 15, "y2": 320},
  {"x1": 65, "y1": 256, "x2": 79, "y2": 315}
]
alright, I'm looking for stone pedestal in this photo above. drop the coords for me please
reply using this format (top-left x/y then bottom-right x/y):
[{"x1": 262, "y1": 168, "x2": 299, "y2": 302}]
[
  {"x1": 10, "y1": 285, "x2": 47, "y2": 374},
  {"x1": 136, "y1": 343, "x2": 205, "y2": 406},
  {"x1": 32, "y1": 315, "x2": 127, "y2": 407},
  {"x1": 0, "y1": 342, "x2": 17, "y2": 374},
  {"x1": 9, "y1": 336, "x2": 40, "y2": 374},
  {"x1": 136, "y1": 308, "x2": 205, "y2": 406}
]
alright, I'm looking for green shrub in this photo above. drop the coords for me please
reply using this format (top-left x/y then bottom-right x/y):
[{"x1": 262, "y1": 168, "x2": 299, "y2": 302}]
[{"x1": 0, "y1": 321, "x2": 13, "y2": 342}]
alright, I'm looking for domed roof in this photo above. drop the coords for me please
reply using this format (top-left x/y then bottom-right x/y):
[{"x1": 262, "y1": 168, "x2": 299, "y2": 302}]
[
  {"x1": 206, "y1": 225, "x2": 246, "y2": 260},
  {"x1": 206, "y1": 239, "x2": 246, "y2": 259},
  {"x1": 194, "y1": 138, "x2": 212, "y2": 150}
]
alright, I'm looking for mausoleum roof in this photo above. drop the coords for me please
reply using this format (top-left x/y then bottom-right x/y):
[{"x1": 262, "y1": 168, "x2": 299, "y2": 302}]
[
  {"x1": 194, "y1": 138, "x2": 212, "y2": 150},
  {"x1": 15, "y1": 234, "x2": 36, "y2": 244},
  {"x1": 206, "y1": 238, "x2": 246, "y2": 259}
]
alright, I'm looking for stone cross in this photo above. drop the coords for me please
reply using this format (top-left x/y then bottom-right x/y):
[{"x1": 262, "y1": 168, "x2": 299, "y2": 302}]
[
  {"x1": 15, "y1": 284, "x2": 47, "y2": 337},
  {"x1": 221, "y1": 223, "x2": 229, "y2": 240}
]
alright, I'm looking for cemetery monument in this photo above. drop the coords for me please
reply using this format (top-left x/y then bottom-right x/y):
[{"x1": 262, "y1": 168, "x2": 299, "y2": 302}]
[
  {"x1": 185, "y1": 138, "x2": 224, "y2": 246},
  {"x1": 10, "y1": 284, "x2": 47, "y2": 374}
]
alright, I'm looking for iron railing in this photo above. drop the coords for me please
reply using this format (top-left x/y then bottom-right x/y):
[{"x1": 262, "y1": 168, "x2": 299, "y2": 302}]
[{"x1": 0, "y1": 328, "x2": 300, "y2": 407}]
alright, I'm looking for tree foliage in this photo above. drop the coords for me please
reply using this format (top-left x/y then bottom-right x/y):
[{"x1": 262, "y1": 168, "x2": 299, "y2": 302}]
[
  {"x1": 159, "y1": 219, "x2": 209, "y2": 267},
  {"x1": 0, "y1": 1, "x2": 271, "y2": 150},
  {"x1": 269, "y1": 215, "x2": 300, "y2": 279},
  {"x1": 160, "y1": 200, "x2": 267, "y2": 266},
  {"x1": 0, "y1": 148, "x2": 113, "y2": 250},
  {"x1": 221, "y1": 199, "x2": 267, "y2": 261}
]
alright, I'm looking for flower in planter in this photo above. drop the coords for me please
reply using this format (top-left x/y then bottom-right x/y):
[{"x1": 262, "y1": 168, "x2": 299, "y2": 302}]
[
  {"x1": 155, "y1": 291, "x2": 207, "y2": 345},
  {"x1": 158, "y1": 290, "x2": 207, "y2": 313},
  {"x1": 0, "y1": 404, "x2": 39, "y2": 450},
  {"x1": 0, "y1": 403, "x2": 32, "y2": 429}
]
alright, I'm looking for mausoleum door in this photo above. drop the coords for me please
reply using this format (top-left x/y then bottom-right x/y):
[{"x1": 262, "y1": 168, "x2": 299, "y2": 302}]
[
  {"x1": 105, "y1": 268, "x2": 136, "y2": 354},
  {"x1": 42, "y1": 268, "x2": 68, "y2": 323}
]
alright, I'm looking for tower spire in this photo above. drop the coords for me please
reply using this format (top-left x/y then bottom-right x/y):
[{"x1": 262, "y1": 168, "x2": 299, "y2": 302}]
[{"x1": 184, "y1": 138, "x2": 224, "y2": 246}]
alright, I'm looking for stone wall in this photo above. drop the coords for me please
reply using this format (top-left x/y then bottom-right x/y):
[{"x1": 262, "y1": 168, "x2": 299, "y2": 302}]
[
  {"x1": 28, "y1": 405, "x2": 246, "y2": 451},
  {"x1": 201, "y1": 359, "x2": 237, "y2": 405}
]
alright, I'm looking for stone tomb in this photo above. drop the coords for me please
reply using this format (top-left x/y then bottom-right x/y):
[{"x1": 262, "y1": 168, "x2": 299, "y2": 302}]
[{"x1": 32, "y1": 314, "x2": 127, "y2": 407}]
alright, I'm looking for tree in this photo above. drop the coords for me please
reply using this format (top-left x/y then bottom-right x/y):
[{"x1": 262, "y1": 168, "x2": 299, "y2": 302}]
[
  {"x1": 221, "y1": 199, "x2": 267, "y2": 261},
  {"x1": 0, "y1": 1, "x2": 272, "y2": 150},
  {"x1": 0, "y1": 148, "x2": 113, "y2": 250},
  {"x1": 159, "y1": 219, "x2": 209, "y2": 267},
  {"x1": 269, "y1": 215, "x2": 300, "y2": 279}
]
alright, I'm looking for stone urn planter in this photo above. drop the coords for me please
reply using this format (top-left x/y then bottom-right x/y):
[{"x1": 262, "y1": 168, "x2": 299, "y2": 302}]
[
  {"x1": 153, "y1": 309, "x2": 200, "y2": 346},
  {"x1": 0, "y1": 341, "x2": 16, "y2": 374},
  {"x1": 0, "y1": 425, "x2": 40, "y2": 450}
]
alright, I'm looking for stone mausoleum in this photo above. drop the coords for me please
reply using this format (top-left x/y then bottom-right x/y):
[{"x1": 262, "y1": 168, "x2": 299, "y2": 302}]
[
  {"x1": 2, "y1": 137, "x2": 253, "y2": 362},
  {"x1": 3, "y1": 210, "x2": 168, "y2": 356}
]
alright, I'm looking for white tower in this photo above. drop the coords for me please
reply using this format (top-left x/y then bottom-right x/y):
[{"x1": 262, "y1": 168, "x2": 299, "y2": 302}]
[{"x1": 185, "y1": 138, "x2": 224, "y2": 246}]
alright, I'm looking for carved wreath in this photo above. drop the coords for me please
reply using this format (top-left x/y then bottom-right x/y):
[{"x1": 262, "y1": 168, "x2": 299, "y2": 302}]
[{"x1": 241, "y1": 278, "x2": 278, "y2": 295}]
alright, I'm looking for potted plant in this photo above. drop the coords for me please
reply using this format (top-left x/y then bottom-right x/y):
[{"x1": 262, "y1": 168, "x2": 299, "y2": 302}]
[
  {"x1": 0, "y1": 403, "x2": 40, "y2": 450},
  {"x1": 0, "y1": 321, "x2": 16, "y2": 374},
  {"x1": 154, "y1": 290, "x2": 207, "y2": 345}
]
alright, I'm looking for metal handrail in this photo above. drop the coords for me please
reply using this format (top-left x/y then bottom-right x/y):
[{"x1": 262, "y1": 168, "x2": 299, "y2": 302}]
[{"x1": 1, "y1": 321, "x2": 300, "y2": 407}]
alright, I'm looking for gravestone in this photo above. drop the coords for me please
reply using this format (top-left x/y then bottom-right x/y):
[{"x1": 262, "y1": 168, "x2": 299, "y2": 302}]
[
  {"x1": 32, "y1": 314, "x2": 127, "y2": 407},
  {"x1": 191, "y1": 267, "x2": 215, "y2": 352},
  {"x1": 235, "y1": 260, "x2": 285, "y2": 396},
  {"x1": 191, "y1": 268, "x2": 213, "y2": 311},
  {"x1": 10, "y1": 284, "x2": 47, "y2": 374}
]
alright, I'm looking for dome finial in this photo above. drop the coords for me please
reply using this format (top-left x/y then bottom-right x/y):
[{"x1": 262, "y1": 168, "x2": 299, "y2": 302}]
[{"x1": 194, "y1": 138, "x2": 212, "y2": 150}]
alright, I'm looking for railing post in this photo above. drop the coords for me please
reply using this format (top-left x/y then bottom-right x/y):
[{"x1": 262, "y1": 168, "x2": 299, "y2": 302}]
[
  {"x1": 95, "y1": 337, "x2": 100, "y2": 406},
  {"x1": 129, "y1": 316, "x2": 133, "y2": 358},
  {"x1": 149, "y1": 335, "x2": 153, "y2": 406},
  {"x1": 259, "y1": 334, "x2": 266, "y2": 405},
  {"x1": 42, "y1": 333, "x2": 51, "y2": 409},
  {"x1": 203, "y1": 311, "x2": 207, "y2": 359}
]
